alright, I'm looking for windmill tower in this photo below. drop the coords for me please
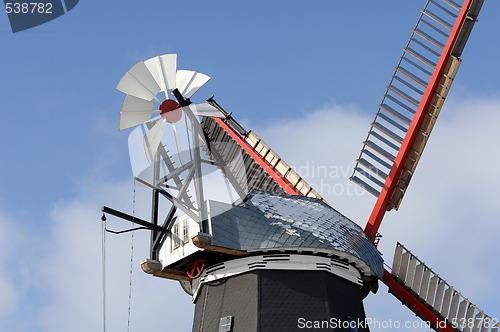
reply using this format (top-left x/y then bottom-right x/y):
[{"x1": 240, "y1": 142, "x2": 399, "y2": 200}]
[{"x1": 102, "y1": 0, "x2": 499, "y2": 331}]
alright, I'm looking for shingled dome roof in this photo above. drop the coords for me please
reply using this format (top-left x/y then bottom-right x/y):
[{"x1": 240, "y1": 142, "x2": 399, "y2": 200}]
[{"x1": 207, "y1": 190, "x2": 383, "y2": 279}]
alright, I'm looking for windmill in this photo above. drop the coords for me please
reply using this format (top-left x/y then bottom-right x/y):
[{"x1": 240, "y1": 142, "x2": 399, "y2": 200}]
[{"x1": 101, "y1": 0, "x2": 498, "y2": 331}]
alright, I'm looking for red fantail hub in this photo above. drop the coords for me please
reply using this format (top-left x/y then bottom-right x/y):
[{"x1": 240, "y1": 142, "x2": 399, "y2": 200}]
[{"x1": 159, "y1": 99, "x2": 182, "y2": 124}]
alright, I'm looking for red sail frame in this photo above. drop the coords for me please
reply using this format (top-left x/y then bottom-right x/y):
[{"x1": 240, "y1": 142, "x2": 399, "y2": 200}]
[{"x1": 363, "y1": 0, "x2": 474, "y2": 239}]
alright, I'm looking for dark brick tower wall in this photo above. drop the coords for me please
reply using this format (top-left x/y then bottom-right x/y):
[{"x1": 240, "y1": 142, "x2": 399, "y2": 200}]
[{"x1": 192, "y1": 270, "x2": 369, "y2": 332}]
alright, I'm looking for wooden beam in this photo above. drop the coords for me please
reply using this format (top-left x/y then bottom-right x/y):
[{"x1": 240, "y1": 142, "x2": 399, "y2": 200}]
[{"x1": 192, "y1": 234, "x2": 250, "y2": 256}]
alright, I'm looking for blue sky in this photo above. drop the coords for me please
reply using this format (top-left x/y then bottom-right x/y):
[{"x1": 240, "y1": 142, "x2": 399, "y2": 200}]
[{"x1": 1, "y1": 1, "x2": 499, "y2": 331}]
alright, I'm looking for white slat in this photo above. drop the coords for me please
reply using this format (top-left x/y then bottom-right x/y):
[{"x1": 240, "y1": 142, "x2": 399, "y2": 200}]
[
  {"x1": 441, "y1": 287, "x2": 453, "y2": 318},
  {"x1": 481, "y1": 318, "x2": 492, "y2": 332},
  {"x1": 412, "y1": 263, "x2": 425, "y2": 293},
  {"x1": 143, "y1": 119, "x2": 164, "y2": 163},
  {"x1": 176, "y1": 70, "x2": 211, "y2": 98},
  {"x1": 398, "y1": 252, "x2": 411, "y2": 282},
  {"x1": 426, "y1": 275, "x2": 438, "y2": 306},
  {"x1": 405, "y1": 257, "x2": 417, "y2": 288},
  {"x1": 144, "y1": 54, "x2": 177, "y2": 93},
  {"x1": 448, "y1": 293, "x2": 460, "y2": 321},
  {"x1": 433, "y1": 280, "x2": 445, "y2": 312},
  {"x1": 117, "y1": 61, "x2": 161, "y2": 102},
  {"x1": 419, "y1": 269, "x2": 431, "y2": 299},
  {"x1": 119, "y1": 95, "x2": 156, "y2": 130},
  {"x1": 471, "y1": 313, "x2": 483, "y2": 332},
  {"x1": 187, "y1": 103, "x2": 224, "y2": 118},
  {"x1": 456, "y1": 300, "x2": 469, "y2": 328},
  {"x1": 464, "y1": 305, "x2": 476, "y2": 332}
]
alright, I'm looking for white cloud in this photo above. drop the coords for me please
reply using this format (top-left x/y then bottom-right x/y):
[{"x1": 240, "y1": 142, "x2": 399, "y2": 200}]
[
  {"x1": 254, "y1": 102, "x2": 377, "y2": 222},
  {"x1": 35, "y1": 179, "x2": 195, "y2": 332},
  {"x1": 0, "y1": 213, "x2": 22, "y2": 318},
  {"x1": 0, "y1": 179, "x2": 194, "y2": 332}
]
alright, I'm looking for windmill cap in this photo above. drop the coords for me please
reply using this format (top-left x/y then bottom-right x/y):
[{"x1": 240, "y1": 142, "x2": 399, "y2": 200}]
[{"x1": 206, "y1": 190, "x2": 384, "y2": 279}]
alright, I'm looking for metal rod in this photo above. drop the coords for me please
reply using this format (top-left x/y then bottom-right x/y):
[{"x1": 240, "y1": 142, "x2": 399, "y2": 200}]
[
  {"x1": 191, "y1": 117, "x2": 207, "y2": 231},
  {"x1": 206, "y1": 96, "x2": 247, "y2": 136},
  {"x1": 134, "y1": 177, "x2": 200, "y2": 222},
  {"x1": 172, "y1": 88, "x2": 191, "y2": 107},
  {"x1": 101, "y1": 206, "x2": 164, "y2": 232},
  {"x1": 201, "y1": 129, "x2": 247, "y2": 200},
  {"x1": 150, "y1": 154, "x2": 161, "y2": 260},
  {"x1": 152, "y1": 205, "x2": 177, "y2": 253},
  {"x1": 105, "y1": 227, "x2": 149, "y2": 234},
  {"x1": 156, "y1": 160, "x2": 193, "y2": 184},
  {"x1": 146, "y1": 120, "x2": 195, "y2": 209}
]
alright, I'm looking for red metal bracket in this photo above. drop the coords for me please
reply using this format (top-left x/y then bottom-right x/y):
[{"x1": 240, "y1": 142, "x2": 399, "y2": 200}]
[{"x1": 186, "y1": 257, "x2": 205, "y2": 279}]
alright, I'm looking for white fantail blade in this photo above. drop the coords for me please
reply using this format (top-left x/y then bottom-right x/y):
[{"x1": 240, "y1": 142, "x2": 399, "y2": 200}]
[
  {"x1": 171, "y1": 123, "x2": 185, "y2": 165},
  {"x1": 144, "y1": 54, "x2": 177, "y2": 93},
  {"x1": 128, "y1": 125, "x2": 151, "y2": 178},
  {"x1": 143, "y1": 119, "x2": 164, "y2": 164},
  {"x1": 119, "y1": 95, "x2": 158, "y2": 130},
  {"x1": 185, "y1": 103, "x2": 225, "y2": 118},
  {"x1": 116, "y1": 61, "x2": 161, "y2": 102},
  {"x1": 176, "y1": 70, "x2": 211, "y2": 99}
]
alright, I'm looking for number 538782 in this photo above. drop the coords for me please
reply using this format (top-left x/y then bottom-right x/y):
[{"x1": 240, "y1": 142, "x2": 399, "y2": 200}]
[{"x1": 5, "y1": 2, "x2": 53, "y2": 14}]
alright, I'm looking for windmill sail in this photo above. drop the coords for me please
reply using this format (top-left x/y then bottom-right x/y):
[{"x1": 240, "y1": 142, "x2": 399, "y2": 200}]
[
  {"x1": 351, "y1": 0, "x2": 484, "y2": 213},
  {"x1": 388, "y1": 243, "x2": 499, "y2": 332},
  {"x1": 201, "y1": 99, "x2": 327, "y2": 204}
]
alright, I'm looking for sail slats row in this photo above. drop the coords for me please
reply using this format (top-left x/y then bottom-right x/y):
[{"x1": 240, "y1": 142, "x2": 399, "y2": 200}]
[
  {"x1": 357, "y1": 158, "x2": 389, "y2": 178},
  {"x1": 350, "y1": 0, "x2": 471, "y2": 210},
  {"x1": 372, "y1": 121, "x2": 404, "y2": 143},
  {"x1": 200, "y1": 116, "x2": 327, "y2": 204},
  {"x1": 390, "y1": 243, "x2": 499, "y2": 332}
]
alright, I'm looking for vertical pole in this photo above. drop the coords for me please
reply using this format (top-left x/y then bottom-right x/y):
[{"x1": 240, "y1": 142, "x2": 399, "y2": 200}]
[
  {"x1": 150, "y1": 154, "x2": 160, "y2": 260},
  {"x1": 191, "y1": 122, "x2": 208, "y2": 233},
  {"x1": 173, "y1": 88, "x2": 208, "y2": 233}
]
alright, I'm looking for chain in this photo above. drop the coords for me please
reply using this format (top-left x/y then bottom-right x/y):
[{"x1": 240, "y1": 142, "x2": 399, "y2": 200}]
[{"x1": 127, "y1": 180, "x2": 136, "y2": 331}]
